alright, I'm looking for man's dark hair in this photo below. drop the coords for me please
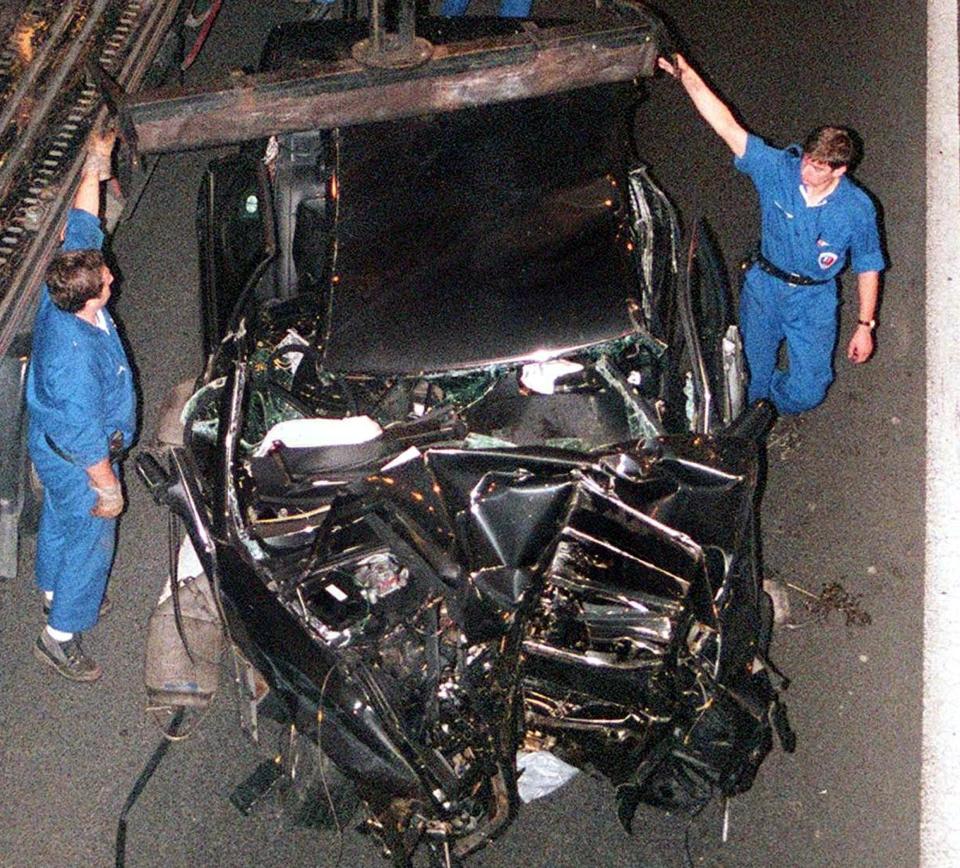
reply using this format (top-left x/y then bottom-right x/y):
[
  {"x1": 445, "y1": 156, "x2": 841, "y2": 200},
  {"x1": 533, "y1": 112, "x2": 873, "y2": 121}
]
[
  {"x1": 45, "y1": 249, "x2": 105, "y2": 313},
  {"x1": 802, "y1": 126, "x2": 860, "y2": 169}
]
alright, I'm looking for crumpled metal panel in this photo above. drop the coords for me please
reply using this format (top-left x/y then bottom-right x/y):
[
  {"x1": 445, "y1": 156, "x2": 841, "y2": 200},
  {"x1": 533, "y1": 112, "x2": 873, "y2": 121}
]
[
  {"x1": 232, "y1": 428, "x2": 787, "y2": 862},
  {"x1": 135, "y1": 29, "x2": 784, "y2": 854}
]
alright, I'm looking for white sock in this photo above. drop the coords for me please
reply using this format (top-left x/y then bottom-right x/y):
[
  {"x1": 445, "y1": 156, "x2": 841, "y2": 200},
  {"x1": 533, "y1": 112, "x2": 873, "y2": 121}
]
[
  {"x1": 44, "y1": 591, "x2": 53, "y2": 603},
  {"x1": 46, "y1": 626, "x2": 73, "y2": 643}
]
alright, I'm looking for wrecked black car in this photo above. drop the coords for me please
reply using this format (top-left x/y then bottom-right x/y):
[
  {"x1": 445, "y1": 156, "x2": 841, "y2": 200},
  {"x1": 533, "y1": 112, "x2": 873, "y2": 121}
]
[{"x1": 137, "y1": 10, "x2": 791, "y2": 866}]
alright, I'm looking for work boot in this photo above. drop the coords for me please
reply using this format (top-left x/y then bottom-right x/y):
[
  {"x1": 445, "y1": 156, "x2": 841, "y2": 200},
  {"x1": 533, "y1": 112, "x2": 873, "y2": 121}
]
[
  {"x1": 42, "y1": 594, "x2": 112, "y2": 620},
  {"x1": 33, "y1": 630, "x2": 102, "y2": 682}
]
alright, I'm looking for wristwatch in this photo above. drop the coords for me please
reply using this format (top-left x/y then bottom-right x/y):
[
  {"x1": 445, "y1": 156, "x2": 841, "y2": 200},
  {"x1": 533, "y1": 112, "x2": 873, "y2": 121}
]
[{"x1": 857, "y1": 318, "x2": 876, "y2": 330}]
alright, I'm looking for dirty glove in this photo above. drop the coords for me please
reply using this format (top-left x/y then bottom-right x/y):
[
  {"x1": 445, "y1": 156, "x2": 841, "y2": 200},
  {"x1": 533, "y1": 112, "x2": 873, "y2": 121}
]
[
  {"x1": 83, "y1": 124, "x2": 117, "y2": 181},
  {"x1": 91, "y1": 482, "x2": 124, "y2": 518},
  {"x1": 83, "y1": 151, "x2": 112, "y2": 182}
]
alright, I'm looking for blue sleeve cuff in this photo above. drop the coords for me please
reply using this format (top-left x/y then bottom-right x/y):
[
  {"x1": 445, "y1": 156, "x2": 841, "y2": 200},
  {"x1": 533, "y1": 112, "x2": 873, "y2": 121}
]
[
  {"x1": 55, "y1": 424, "x2": 109, "y2": 468},
  {"x1": 63, "y1": 209, "x2": 104, "y2": 252},
  {"x1": 734, "y1": 133, "x2": 788, "y2": 180},
  {"x1": 852, "y1": 254, "x2": 886, "y2": 274},
  {"x1": 76, "y1": 449, "x2": 110, "y2": 469},
  {"x1": 733, "y1": 133, "x2": 760, "y2": 172}
]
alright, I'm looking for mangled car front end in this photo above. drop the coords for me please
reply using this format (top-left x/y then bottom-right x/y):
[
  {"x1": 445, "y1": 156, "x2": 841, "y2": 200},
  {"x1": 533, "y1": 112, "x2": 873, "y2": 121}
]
[{"x1": 137, "y1": 13, "x2": 792, "y2": 866}]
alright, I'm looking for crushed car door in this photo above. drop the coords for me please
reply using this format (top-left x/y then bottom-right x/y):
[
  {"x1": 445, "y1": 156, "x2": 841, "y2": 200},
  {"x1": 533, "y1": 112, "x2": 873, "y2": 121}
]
[
  {"x1": 661, "y1": 218, "x2": 742, "y2": 434},
  {"x1": 196, "y1": 150, "x2": 273, "y2": 357}
]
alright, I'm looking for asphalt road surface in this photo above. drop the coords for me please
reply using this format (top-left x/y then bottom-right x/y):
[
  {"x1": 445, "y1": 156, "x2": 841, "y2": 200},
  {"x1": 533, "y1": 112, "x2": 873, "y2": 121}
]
[{"x1": 0, "y1": 2, "x2": 926, "y2": 866}]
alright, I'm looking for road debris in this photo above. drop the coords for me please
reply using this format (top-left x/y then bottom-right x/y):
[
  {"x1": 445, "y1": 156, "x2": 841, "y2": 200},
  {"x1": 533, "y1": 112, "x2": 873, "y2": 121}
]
[
  {"x1": 785, "y1": 579, "x2": 872, "y2": 626},
  {"x1": 767, "y1": 414, "x2": 804, "y2": 461}
]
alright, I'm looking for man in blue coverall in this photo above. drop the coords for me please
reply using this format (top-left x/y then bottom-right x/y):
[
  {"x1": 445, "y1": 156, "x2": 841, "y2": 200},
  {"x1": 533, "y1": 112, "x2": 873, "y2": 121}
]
[
  {"x1": 27, "y1": 126, "x2": 135, "y2": 682},
  {"x1": 658, "y1": 54, "x2": 884, "y2": 415}
]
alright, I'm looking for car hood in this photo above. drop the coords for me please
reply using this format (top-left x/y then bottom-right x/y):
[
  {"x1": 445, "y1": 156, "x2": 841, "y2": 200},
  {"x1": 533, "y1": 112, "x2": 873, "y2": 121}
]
[{"x1": 320, "y1": 83, "x2": 639, "y2": 375}]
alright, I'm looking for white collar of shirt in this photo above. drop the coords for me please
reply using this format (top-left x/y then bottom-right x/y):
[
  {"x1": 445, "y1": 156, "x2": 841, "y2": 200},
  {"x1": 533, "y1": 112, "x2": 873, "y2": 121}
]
[
  {"x1": 95, "y1": 309, "x2": 109, "y2": 332},
  {"x1": 798, "y1": 174, "x2": 845, "y2": 207},
  {"x1": 798, "y1": 184, "x2": 831, "y2": 207}
]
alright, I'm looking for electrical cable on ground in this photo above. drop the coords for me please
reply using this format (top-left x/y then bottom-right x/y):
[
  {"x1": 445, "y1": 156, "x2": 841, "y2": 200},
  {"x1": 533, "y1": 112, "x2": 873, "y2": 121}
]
[{"x1": 114, "y1": 707, "x2": 186, "y2": 868}]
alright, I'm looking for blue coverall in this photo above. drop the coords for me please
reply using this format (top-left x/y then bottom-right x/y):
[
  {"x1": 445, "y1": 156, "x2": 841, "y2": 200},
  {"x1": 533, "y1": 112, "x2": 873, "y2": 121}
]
[
  {"x1": 25, "y1": 209, "x2": 136, "y2": 633},
  {"x1": 440, "y1": 0, "x2": 531, "y2": 18},
  {"x1": 735, "y1": 134, "x2": 885, "y2": 414}
]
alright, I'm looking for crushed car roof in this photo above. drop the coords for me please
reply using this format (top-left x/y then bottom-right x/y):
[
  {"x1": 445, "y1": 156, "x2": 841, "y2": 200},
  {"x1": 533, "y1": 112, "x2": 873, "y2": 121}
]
[{"x1": 322, "y1": 82, "x2": 640, "y2": 374}]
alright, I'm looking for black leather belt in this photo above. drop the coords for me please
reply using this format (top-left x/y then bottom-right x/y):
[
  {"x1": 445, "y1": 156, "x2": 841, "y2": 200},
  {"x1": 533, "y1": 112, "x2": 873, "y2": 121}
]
[
  {"x1": 45, "y1": 431, "x2": 125, "y2": 464},
  {"x1": 746, "y1": 250, "x2": 835, "y2": 286}
]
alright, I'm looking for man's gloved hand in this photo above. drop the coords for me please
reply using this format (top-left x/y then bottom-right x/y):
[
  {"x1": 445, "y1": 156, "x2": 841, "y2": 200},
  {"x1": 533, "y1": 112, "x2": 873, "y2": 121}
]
[
  {"x1": 83, "y1": 124, "x2": 118, "y2": 181},
  {"x1": 91, "y1": 482, "x2": 124, "y2": 518}
]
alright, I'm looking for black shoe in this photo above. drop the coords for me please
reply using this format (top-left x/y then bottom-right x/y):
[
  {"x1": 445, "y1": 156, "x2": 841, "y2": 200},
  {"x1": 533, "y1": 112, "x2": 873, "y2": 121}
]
[
  {"x1": 42, "y1": 594, "x2": 112, "y2": 620},
  {"x1": 33, "y1": 630, "x2": 102, "y2": 682}
]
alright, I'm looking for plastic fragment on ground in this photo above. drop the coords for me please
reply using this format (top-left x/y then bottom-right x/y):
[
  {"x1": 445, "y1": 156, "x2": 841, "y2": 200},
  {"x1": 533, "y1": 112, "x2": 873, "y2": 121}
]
[{"x1": 516, "y1": 751, "x2": 579, "y2": 803}]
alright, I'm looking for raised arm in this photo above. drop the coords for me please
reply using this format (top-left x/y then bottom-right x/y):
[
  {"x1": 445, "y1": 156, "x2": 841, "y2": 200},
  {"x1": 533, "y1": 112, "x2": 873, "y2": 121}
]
[
  {"x1": 658, "y1": 54, "x2": 748, "y2": 158},
  {"x1": 71, "y1": 124, "x2": 124, "y2": 516}
]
